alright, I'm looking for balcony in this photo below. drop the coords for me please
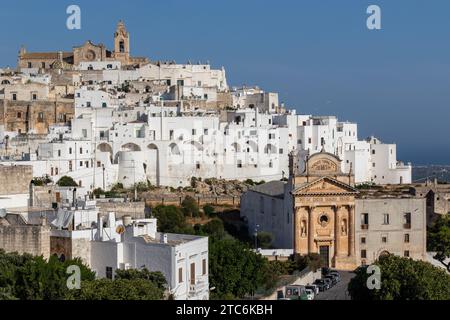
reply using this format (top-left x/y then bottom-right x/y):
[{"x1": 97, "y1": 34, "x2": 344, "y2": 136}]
[
  {"x1": 403, "y1": 223, "x2": 411, "y2": 229},
  {"x1": 361, "y1": 224, "x2": 369, "y2": 230}
]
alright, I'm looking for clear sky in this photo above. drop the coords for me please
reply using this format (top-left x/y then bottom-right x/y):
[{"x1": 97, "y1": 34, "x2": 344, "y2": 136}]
[{"x1": 1, "y1": 0, "x2": 449, "y2": 165}]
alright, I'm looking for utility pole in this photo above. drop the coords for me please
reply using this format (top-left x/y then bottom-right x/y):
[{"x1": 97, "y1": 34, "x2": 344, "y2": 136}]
[{"x1": 102, "y1": 164, "x2": 105, "y2": 190}]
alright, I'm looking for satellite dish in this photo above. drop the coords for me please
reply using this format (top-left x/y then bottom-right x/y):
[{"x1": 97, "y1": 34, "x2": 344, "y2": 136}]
[
  {"x1": 116, "y1": 225, "x2": 125, "y2": 234},
  {"x1": 0, "y1": 209, "x2": 7, "y2": 218}
]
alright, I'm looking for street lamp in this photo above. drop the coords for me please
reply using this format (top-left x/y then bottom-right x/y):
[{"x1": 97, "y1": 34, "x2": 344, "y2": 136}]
[{"x1": 254, "y1": 224, "x2": 260, "y2": 250}]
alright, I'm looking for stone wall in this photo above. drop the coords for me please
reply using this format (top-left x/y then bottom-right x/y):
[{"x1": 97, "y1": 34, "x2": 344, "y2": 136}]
[
  {"x1": 0, "y1": 165, "x2": 32, "y2": 196},
  {"x1": 0, "y1": 99, "x2": 74, "y2": 135},
  {"x1": 0, "y1": 224, "x2": 51, "y2": 259},
  {"x1": 96, "y1": 201, "x2": 146, "y2": 219},
  {"x1": 145, "y1": 195, "x2": 240, "y2": 208}
]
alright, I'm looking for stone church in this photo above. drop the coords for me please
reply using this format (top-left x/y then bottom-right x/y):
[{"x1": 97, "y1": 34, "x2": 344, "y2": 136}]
[
  {"x1": 241, "y1": 149, "x2": 427, "y2": 270},
  {"x1": 18, "y1": 21, "x2": 149, "y2": 70},
  {"x1": 290, "y1": 150, "x2": 358, "y2": 270}
]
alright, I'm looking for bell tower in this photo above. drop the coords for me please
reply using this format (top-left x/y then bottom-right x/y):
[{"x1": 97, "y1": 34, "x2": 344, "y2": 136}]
[{"x1": 114, "y1": 20, "x2": 130, "y2": 65}]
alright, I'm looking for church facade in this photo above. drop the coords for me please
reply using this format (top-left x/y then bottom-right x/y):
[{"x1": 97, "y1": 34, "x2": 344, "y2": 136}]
[
  {"x1": 291, "y1": 151, "x2": 358, "y2": 270},
  {"x1": 241, "y1": 150, "x2": 427, "y2": 270}
]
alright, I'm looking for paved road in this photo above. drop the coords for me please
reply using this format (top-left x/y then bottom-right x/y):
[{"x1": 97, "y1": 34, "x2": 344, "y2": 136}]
[{"x1": 315, "y1": 271, "x2": 354, "y2": 300}]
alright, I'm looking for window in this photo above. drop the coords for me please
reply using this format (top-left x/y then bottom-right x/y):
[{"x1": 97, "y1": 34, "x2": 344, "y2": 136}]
[
  {"x1": 361, "y1": 237, "x2": 366, "y2": 244},
  {"x1": 55, "y1": 168, "x2": 59, "y2": 175},
  {"x1": 204, "y1": 129, "x2": 208, "y2": 135},
  {"x1": 102, "y1": 102, "x2": 107, "y2": 108},
  {"x1": 383, "y1": 213, "x2": 390, "y2": 225},
  {"x1": 69, "y1": 147, "x2": 72, "y2": 154},
  {"x1": 12, "y1": 93, "x2": 17, "y2": 101},
  {"x1": 192, "y1": 129, "x2": 196, "y2": 136},
  {"x1": 41, "y1": 62, "x2": 46, "y2": 69},
  {"x1": 82, "y1": 129, "x2": 87, "y2": 138},
  {"x1": 106, "y1": 267, "x2": 113, "y2": 279},
  {"x1": 119, "y1": 41, "x2": 125, "y2": 53},
  {"x1": 279, "y1": 148, "x2": 283, "y2": 154},
  {"x1": 28, "y1": 62, "x2": 32, "y2": 68},
  {"x1": 382, "y1": 236, "x2": 387, "y2": 243},
  {"x1": 361, "y1": 250, "x2": 367, "y2": 259},
  {"x1": 58, "y1": 150, "x2": 61, "y2": 157},
  {"x1": 169, "y1": 130, "x2": 174, "y2": 140},
  {"x1": 38, "y1": 112, "x2": 44, "y2": 122},
  {"x1": 361, "y1": 213, "x2": 369, "y2": 227},
  {"x1": 321, "y1": 137, "x2": 325, "y2": 146},
  {"x1": 178, "y1": 267, "x2": 183, "y2": 283},
  {"x1": 79, "y1": 147, "x2": 83, "y2": 154},
  {"x1": 403, "y1": 213, "x2": 411, "y2": 228},
  {"x1": 202, "y1": 259, "x2": 207, "y2": 275},
  {"x1": 237, "y1": 160, "x2": 242, "y2": 168},
  {"x1": 190, "y1": 263, "x2": 195, "y2": 285},
  {"x1": 196, "y1": 162, "x2": 201, "y2": 170},
  {"x1": 31, "y1": 93, "x2": 37, "y2": 101},
  {"x1": 372, "y1": 163, "x2": 376, "y2": 168},
  {"x1": 404, "y1": 251, "x2": 410, "y2": 258},
  {"x1": 17, "y1": 112, "x2": 22, "y2": 119},
  {"x1": 308, "y1": 138, "x2": 312, "y2": 144},
  {"x1": 404, "y1": 234, "x2": 410, "y2": 243}
]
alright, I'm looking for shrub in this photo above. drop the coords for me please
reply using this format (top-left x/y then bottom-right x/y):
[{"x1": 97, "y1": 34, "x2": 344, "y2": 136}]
[{"x1": 57, "y1": 176, "x2": 78, "y2": 187}]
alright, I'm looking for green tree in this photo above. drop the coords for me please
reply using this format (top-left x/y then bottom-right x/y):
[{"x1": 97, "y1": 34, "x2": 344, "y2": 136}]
[
  {"x1": 153, "y1": 205, "x2": 187, "y2": 233},
  {"x1": 115, "y1": 268, "x2": 166, "y2": 290},
  {"x1": 428, "y1": 215, "x2": 450, "y2": 271},
  {"x1": 209, "y1": 238, "x2": 269, "y2": 299},
  {"x1": 197, "y1": 218, "x2": 225, "y2": 239},
  {"x1": 68, "y1": 278, "x2": 164, "y2": 300},
  {"x1": 181, "y1": 196, "x2": 200, "y2": 217},
  {"x1": 57, "y1": 176, "x2": 78, "y2": 187},
  {"x1": 348, "y1": 254, "x2": 450, "y2": 300},
  {"x1": 203, "y1": 204, "x2": 215, "y2": 217},
  {"x1": 256, "y1": 232, "x2": 273, "y2": 249}
]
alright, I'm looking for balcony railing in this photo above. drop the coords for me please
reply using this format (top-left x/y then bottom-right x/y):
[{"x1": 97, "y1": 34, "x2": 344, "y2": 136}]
[
  {"x1": 403, "y1": 223, "x2": 411, "y2": 229},
  {"x1": 361, "y1": 224, "x2": 369, "y2": 230}
]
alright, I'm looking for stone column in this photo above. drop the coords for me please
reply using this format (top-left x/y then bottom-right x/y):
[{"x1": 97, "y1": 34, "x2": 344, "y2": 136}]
[
  {"x1": 348, "y1": 205, "x2": 355, "y2": 257},
  {"x1": 334, "y1": 205, "x2": 340, "y2": 258},
  {"x1": 293, "y1": 207, "x2": 298, "y2": 254},
  {"x1": 308, "y1": 206, "x2": 315, "y2": 253}
]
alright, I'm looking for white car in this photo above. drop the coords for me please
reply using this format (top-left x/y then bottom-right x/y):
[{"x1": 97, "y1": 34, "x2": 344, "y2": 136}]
[{"x1": 305, "y1": 288, "x2": 315, "y2": 300}]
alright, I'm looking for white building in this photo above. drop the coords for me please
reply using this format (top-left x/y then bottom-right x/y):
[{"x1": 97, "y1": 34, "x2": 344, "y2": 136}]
[{"x1": 46, "y1": 200, "x2": 209, "y2": 300}]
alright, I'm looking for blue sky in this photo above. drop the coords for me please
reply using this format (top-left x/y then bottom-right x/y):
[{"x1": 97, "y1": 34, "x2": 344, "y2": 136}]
[{"x1": 1, "y1": 0, "x2": 449, "y2": 164}]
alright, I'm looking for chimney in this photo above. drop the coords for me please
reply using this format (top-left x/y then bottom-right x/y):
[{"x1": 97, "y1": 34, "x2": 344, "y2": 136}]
[
  {"x1": 58, "y1": 51, "x2": 63, "y2": 62},
  {"x1": 160, "y1": 233, "x2": 168, "y2": 244}
]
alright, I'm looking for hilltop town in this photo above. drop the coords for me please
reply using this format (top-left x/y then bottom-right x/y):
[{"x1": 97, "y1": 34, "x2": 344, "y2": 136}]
[{"x1": 0, "y1": 21, "x2": 449, "y2": 301}]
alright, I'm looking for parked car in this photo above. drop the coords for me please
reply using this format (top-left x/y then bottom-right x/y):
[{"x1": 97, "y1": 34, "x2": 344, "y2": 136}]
[
  {"x1": 285, "y1": 285, "x2": 307, "y2": 300},
  {"x1": 304, "y1": 288, "x2": 315, "y2": 300},
  {"x1": 306, "y1": 284, "x2": 319, "y2": 295},
  {"x1": 323, "y1": 277, "x2": 333, "y2": 288},
  {"x1": 329, "y1": 271, "x2": 341, "y2": 282},
  {"x1": 325, "y1": 274, "x2": 338, "y2": 286},
  {"x1": 313, "y1": 279, "x2": 329, "y2": 291}
]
